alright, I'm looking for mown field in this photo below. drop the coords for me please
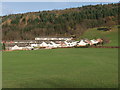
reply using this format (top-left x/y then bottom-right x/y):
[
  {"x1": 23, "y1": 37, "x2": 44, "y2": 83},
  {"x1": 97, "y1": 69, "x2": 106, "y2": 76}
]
[{"x1": 3, "y1": 48, "x2": 118, "y2": 88}]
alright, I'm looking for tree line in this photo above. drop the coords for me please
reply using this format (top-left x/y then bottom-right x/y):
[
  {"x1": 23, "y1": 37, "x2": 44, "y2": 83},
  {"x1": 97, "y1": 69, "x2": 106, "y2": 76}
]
[{"x1": 2, "y1": 3, "x2": 119, "y2": 40}]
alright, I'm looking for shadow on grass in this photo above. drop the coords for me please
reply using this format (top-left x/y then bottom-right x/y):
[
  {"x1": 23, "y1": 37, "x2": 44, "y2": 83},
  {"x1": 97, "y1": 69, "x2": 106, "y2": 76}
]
[
  {"x1": 19, "y1": 78, "x2": 115, "y2": 88},
  {"x1": 19, "y1": 78, "x2": 81, "y2": 88}
]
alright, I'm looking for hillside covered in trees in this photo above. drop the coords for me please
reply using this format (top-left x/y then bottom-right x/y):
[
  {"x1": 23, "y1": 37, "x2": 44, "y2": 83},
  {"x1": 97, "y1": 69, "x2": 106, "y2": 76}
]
[{"x1": 2, "y1": 3, "x2": 119, "y2": 40}]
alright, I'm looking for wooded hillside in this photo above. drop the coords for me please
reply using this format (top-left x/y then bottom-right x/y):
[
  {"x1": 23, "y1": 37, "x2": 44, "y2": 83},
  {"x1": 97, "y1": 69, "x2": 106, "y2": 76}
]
[{"x1": 2, "y1": 3, "x2": 119, "y2": 40}]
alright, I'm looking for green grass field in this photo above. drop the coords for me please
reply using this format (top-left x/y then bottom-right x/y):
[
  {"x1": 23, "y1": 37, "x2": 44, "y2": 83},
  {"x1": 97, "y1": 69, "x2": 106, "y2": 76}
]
[
  {"x1": 80, "y1": 25, "x2": 119, "y2": 46},
  {"x1": 3, "y1": 48, "x2": 118, "y2": 88}
]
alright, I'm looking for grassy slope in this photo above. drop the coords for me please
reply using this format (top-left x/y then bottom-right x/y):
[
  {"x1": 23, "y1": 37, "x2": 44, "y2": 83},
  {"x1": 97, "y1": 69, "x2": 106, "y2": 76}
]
[
  {"x1": 3, "y1": 48, "x2": 118, "y2": 88},
  {"x1": 80, "y1": 25, "x2": 119, "y2": 46}
]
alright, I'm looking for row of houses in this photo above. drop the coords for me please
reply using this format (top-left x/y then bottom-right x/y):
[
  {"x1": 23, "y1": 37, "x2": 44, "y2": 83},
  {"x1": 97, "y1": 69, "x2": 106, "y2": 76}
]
[
  {"x1": 2, "y1": 37, "x2": 103, "y2": 51},
  {"x1": 35, "y1": 37, "x2": 73, "y2": 41}
]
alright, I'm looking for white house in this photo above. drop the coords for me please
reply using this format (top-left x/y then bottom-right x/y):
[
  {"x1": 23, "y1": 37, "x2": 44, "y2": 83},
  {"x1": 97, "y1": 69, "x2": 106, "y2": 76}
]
[
  {"x1": 40, "y1": 42, "x2": 49, "y2": 47},
  {"x1": 51, "y1": 41, "x2": 61, "y2": 47},
  {"x1": 31, "y1": 43, "x2": 38, "y2": 47},
  {"x1": 11, "y1": 45, "x2": 23, "y2": 50},
  {"x1": 64, "y1": 41, "x2": 77, "y2": 47},
  {"x1": 48, "y1": 41, "x2": 60, "y2": 48},
  {"x1": 90, "y1": 39, "x2": 99, "y2": 45},
  {"x1": 77, "y1": 40, "x2": 89, "y2": 46},
  {"x1": 26, "y1": 46, "x2": 34, "y2": 50}
]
